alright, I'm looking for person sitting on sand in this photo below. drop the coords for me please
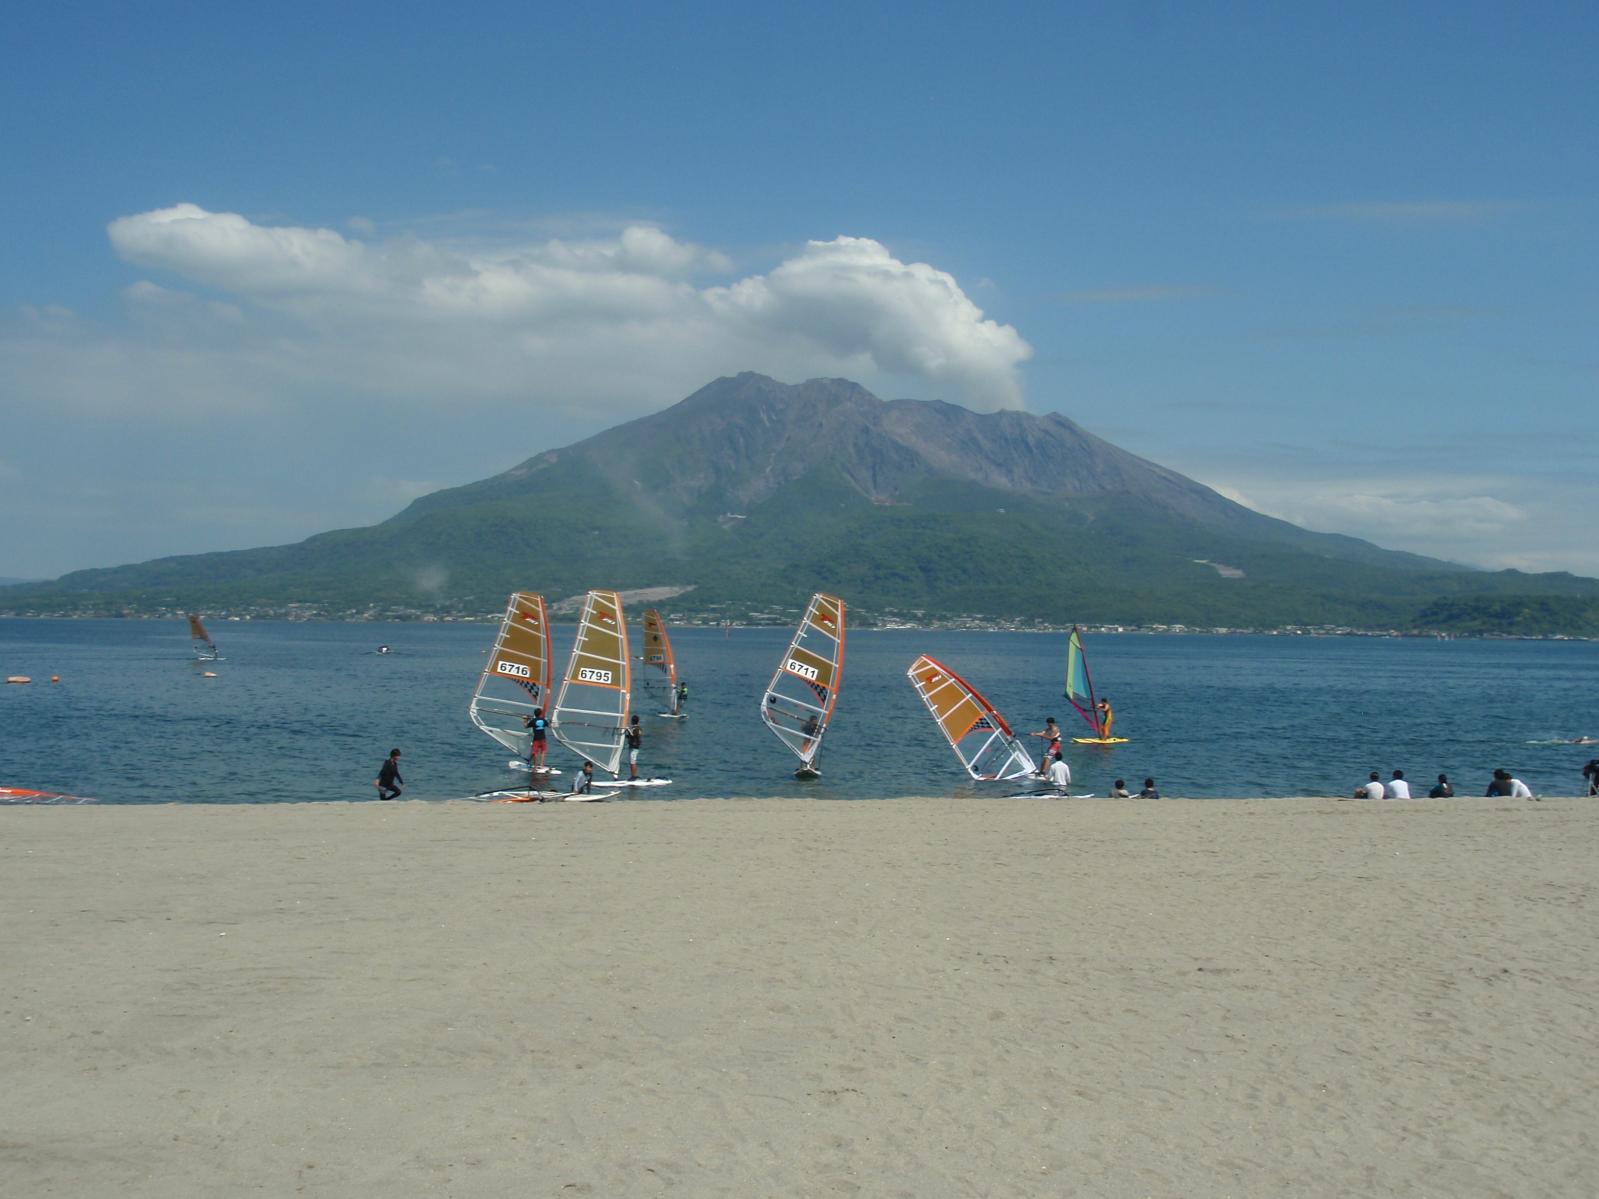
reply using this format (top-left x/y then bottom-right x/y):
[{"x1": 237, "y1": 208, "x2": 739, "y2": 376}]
[
  {"x1": 1138, "y1": 777, "x2": 1159, "y2": 799},
  {"x1": 1355, "y1": 772, "x2": 1385, "y2": 800},
  {"x1": 1486, "y1": 769, "x2": 1533, "y2": 799},
  {"x1": 1388, "y1": 769, "x2": 1411, "y2": 799},
  {"x1": 1583, "y1": 758, "x2": 1599, "y2": 797},
  {"x1": 1046, "y1": 751, "x2": 1071, "y2": 794},
  {"x1": 1110, "y1": 778, "x2": 1131, "y2": 798},
  {"x1": 1429, "y1": 773, "x2": 1454, "y2": 798}
]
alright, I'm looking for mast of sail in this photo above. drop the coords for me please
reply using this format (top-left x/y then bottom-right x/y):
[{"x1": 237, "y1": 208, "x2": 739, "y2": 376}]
[
  {"x1": 641, "y1": 609, "x2": 678, "y2": 710},
  {"x1": 907, "y1": 654, "x2": 1035, "y2": 780},
  {"x1": 469, "y1": 592, "x2": 552, "y2": 755},
  {"x1": 1063, "y1": 625, "x2": 1101, "y2": 737},
  {"x1": 551, "y1": 590, "x2": 630, "y2": 775},
  {"x1": 760, "y1": 593, "x2": 845, "y2": 769},
  {"x1": 187, "y1": 614, "x2": 217, "y2": 659}
]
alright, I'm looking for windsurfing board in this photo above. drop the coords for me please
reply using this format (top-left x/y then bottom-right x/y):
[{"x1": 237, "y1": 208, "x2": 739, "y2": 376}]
[
  {"x1": 1003, "y1": 790, "x2": 1096, "y2": 799},
  {"x1": 1071, "y1": 737, "x2": 1130, "y2": 745},
  {"x1": 657, "y1": 712, "x2": 687, "y2": 719},
  {"x1": 1, "y1": 786, "x2": 97, "y2": 804},
  {"x1": 608, "y1": 778, "x2": 673, "y2": 788},
  {"x1": 507, "y1": 760, "x2": 563, "y2": 775},
  {"x1": 476, "y1": 789, "x2": 617, "y2": 803}
]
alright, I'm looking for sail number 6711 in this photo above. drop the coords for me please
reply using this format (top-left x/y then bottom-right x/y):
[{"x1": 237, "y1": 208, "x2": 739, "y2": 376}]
[{"x1": 786, "y1": 659, "x2": 819, "y2": 681}]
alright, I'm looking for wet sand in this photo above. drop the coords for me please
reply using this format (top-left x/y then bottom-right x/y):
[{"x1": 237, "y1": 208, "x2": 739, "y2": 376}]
[{"x1": 3, "y1": 796, "x2": 1596, "y2": 1197}]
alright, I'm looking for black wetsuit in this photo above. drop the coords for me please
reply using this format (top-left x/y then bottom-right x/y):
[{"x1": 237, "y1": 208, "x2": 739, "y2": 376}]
[{"x1": 377, "y1": 758, "x2": 403, "y2": 800}]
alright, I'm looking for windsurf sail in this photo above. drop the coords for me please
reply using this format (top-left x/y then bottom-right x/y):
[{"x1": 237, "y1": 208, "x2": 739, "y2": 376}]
[
  {"x1": 640, "y1": 608, "x2": 680, "y2": 713},
  {"x1": 187, "y1": 614, "x2": 220, "y2": 661},
  {"x1": 760, "y1": 593, "x2": 845, "y2": 771},
  {"x1": 470, "y1": 592, "x2": 553, "y2": 757},
  {"x1": 1063, "y1": 625, "x2": 1102, "y2": 737},
  {"x1": 550, "y1": 590, "x2": 630, "y2": 775},
  {"x1": 907, "y1": 655, "x2": 1035, "y2": 780}
]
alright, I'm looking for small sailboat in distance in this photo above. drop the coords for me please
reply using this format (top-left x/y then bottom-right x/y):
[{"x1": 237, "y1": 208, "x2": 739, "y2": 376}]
[
  {"x1": 470, "y1": 592, "x2": 553, "y2": 763},
  {"x1": 761, "y1": 593, "x2": 845, "y2": 780},
  {"x1": 640, "y1": 609, "x2": 684, "y2": 717},
  {"x1": 1064, "y1": 625, "x2": 1128, "y2": 744},
  {"x1": 907, "y1": 655, "x2": 1035, "y2": 780},
  {"x1": 187, "y1": 614, "x2": 222, "y2": 661},
  {"x1": 550, "y1": 590, "x2": 631, "y2": 776}
]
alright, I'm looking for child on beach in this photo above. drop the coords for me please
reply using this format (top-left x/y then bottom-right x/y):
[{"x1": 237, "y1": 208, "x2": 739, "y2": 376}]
[
  {"x1": 1110, "y1": 778, "x2": 1131, "y2": 797},
  {"x1": 1138, "y1": 777, "x2": 1160, "y2": 799}
]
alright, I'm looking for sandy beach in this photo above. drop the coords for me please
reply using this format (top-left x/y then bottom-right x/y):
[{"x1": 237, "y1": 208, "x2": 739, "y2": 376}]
[{"x1": 4, "y1": 796, "x2": 1596, "y2": 1197}]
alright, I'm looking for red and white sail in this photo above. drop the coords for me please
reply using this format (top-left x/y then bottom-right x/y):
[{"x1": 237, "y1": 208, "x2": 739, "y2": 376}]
[{"x1": 907, "y1": 654, "x2": 1035, "y2": 781}]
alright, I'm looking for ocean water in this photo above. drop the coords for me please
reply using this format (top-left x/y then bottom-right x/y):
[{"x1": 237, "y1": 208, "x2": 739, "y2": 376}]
[{"x1": 2, "y1": 618, "x2": 1595, "y2": 802}]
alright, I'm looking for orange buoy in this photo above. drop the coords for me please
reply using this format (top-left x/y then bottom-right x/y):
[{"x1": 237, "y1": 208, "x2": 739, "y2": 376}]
[{"x1": 50, "y1": 676, "x2": 60, "y2": 683}]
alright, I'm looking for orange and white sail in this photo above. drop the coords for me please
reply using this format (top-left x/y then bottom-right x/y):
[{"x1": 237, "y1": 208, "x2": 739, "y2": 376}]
[
  {"x1": 760, "y1": 593, "x2": 845, "y2": 771},
  {"x1": 907, "y1": 655, "x2": 1035, "y2": 781},
  {"x1": 187, "y1": 614, "x2": 220, "y2": 661},
  {"x1": 470, "y1": 592, "x2": 553, "y2": 756},
  {"x1": 550, "y1": 590, "x2": 631, "y2": 775},
  {"x1": 641, "y1": 608, "x2": 679, "y2": 712}
]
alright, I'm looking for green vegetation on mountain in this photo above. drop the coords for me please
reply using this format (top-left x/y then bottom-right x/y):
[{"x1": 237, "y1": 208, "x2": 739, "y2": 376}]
[{"x1": 5, "y1": 373, "x2": 1598, "y2": 635}]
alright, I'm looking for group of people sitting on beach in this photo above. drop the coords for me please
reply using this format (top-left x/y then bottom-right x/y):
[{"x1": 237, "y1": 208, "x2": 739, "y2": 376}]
[{"x1": 1350, "y1": 767, "x2": 1535, "y2": 800}]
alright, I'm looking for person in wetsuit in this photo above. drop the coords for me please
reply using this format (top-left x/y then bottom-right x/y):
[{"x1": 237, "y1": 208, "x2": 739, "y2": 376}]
[
  {"x1": 625, "y1": 715, "x2": 643, "y2": 780},
  {"x1": 374, "y1": 748, "x2": 403, "y2": 800}
]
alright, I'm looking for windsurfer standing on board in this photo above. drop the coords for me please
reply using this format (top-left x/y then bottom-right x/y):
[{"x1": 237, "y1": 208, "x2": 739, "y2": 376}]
[
  {"x1": 523, "y1": 707, "x2": 549, "y2": 772},
  {"x1": 1095, "y1": 698, "x2": 1114, "y2": 740},
  {"x1": 1030, "y1": 717, "x2": 1062, "y2": 773},
  {"x1": 625, "y1": 715, "x2": 643, "y2": 780}
]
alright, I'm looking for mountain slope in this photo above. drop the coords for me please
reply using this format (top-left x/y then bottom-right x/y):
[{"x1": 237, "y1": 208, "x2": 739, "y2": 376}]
[{"x1": 6, "y1": 373, "x2": 1597, "y2": 631}]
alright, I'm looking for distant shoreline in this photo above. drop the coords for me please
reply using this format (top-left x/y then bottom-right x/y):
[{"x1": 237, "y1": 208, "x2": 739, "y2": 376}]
[{"x1": 0, "y1": 610, "x2": 1591, "y2": 641}]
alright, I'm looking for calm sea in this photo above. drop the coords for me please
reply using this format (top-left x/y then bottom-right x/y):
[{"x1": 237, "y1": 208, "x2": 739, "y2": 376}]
[{"x1": 2, "y1": 619, "x2": 1595, "y2": 802}]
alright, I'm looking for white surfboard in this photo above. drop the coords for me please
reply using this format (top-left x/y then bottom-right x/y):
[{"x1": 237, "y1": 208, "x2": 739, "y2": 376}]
[
  {"x1": 474, "y1": 788, "x2": 616, "y2": 803},
  {"x1": 657, "y1": 712, "x2": 687, "y2": 719},
  {"x1": 507, "y1": 760, "x2": 562, "y2": 775},
  {"x1": 1003, "y1": 791, "x2": 1096, "y2": 800},
  {"x1": 608, "y1": 777, "x2": 673, "y2": 788}
]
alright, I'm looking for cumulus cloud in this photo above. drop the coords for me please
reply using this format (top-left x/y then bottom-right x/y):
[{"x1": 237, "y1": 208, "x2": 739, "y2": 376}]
[{"x1": 89, "y1": 204, "x2": 1028, "y2": 412}]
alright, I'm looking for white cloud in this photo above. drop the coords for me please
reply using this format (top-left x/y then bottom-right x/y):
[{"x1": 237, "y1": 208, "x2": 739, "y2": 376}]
[
  {"x1": 1201, "y1": 474, "x2": 1599, "y2": 574},
  {"x1": 84, "y1": 204, "x2": 1028, "y2": 414}
]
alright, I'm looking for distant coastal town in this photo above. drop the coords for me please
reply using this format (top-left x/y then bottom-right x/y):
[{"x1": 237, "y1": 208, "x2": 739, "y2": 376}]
[{"x1": 0, "y1": 601, "x2": 1589, "y2": 641}]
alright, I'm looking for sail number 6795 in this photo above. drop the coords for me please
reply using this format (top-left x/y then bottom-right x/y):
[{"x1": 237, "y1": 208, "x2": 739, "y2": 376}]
[{"x1": 577, "y1": 667, "x2": 614, "y2": 684}]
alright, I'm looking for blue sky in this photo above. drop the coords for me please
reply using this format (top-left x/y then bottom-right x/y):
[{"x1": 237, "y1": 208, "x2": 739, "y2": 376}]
[{"x1": 3, "y1": 1, "x2": 1595, "y2": 580}]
